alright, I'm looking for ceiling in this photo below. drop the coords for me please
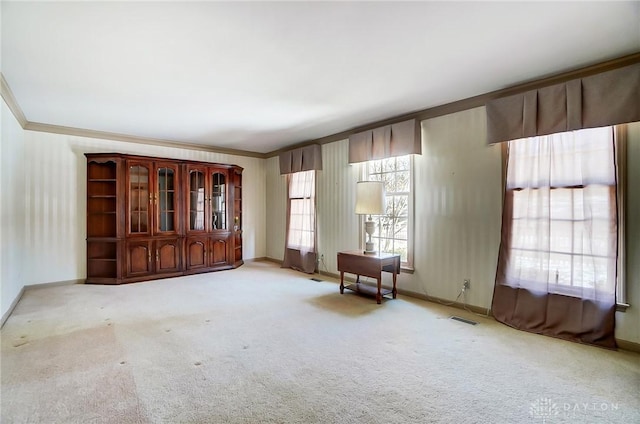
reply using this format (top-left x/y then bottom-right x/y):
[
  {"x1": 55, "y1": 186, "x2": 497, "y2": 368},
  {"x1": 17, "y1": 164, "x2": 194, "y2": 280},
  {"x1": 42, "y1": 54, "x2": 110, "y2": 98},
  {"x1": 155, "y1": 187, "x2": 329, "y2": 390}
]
[{"x1": 2, "y1": 1, "x2": 639, "y2": 155}]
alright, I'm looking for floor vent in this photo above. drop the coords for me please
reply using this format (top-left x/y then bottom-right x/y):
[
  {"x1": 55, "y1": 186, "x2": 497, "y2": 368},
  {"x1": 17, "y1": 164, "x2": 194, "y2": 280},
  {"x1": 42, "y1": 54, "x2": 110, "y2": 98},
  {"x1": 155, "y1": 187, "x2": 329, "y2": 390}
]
[
  {"x1": 450, "y1": 316, "x2": 478, "y2": 326},
  {"x1": 310, "y1": 278, "x2": 323, "y2": 282}
]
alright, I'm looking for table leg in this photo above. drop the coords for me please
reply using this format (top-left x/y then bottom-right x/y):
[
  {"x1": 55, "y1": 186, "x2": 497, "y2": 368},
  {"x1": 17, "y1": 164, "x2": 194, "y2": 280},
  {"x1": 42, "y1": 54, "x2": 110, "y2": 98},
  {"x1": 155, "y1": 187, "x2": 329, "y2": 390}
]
[
  {"x1": 392, "y1": 258, "x2": 398, "y2": 299},
  {"x1": 376, "y1": 277, "x2": 382, "y2": 304},
  {"x1": 340, "y1": 271, "x2": 344, "y2": 294},
  {"x1": 392, "y1": 272, "x2": 397, "y2": 299}
]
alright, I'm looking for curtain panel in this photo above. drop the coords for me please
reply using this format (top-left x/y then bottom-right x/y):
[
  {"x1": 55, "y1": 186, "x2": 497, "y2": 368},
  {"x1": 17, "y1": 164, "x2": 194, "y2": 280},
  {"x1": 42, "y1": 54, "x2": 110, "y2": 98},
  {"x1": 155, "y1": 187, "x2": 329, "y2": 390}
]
[
  {"x1": 492, "y1": 128, "x2": 618, "y2": 348},
  {"x1": 282, "y1": 170, "x2": 317, "y2": 274},
  {"x1": 486, "y1": 63, "x2": 640, "y2": 144},
  {"x1": 279, "y1": 144, "x2": 322, "y2": 175},
  {"x1": 348, "y1": 119, "x2": 420, "y2": 163}
]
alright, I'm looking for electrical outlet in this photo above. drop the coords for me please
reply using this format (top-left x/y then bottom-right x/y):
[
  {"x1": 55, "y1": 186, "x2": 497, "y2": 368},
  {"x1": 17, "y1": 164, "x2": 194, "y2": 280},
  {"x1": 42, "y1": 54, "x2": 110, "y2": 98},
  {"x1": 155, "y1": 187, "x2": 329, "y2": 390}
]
[{"x1": 463, "y1": 279, "x2": 470, "y2": 290}]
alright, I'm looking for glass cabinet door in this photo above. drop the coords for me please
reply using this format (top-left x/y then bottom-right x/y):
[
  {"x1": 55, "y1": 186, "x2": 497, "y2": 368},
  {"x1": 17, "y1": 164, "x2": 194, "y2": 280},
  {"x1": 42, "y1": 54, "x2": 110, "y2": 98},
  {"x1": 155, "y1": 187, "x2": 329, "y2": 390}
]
[
  {"x1": 129, "y1": 164, "x2": 150, "y2": 234},
  {"x1": 156, "y1": 166, "x2": 176, "y2": 233},
  {"x1": 211, "y1": 172, "x2": 227, "y2": 230},
  {"x1": 189, "y1": 170, "x2": 206, "y2": 231}
]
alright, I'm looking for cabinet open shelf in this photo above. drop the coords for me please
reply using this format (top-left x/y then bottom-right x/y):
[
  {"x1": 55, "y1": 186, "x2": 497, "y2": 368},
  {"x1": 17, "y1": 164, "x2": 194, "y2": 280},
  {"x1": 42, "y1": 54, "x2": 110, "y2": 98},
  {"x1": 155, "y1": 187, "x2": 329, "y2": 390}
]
[
  {"x1": 87, "y1": 162, "x2": 117, "y2": 225},
  {"x1": 87, "y1": 260, "x2": 118, "y2": 278},
  {"x1": 88, "y1": 181, "x2": 116, "y2": 195},
  {"x1": 87, "y1": 239, "x2": 118, "y2": 280},
  {"x1": 87, "y1": 241, "x2": 117, "y2": 259},
  {"x1": 88, "y1": 163, "x2": 117, "y2": 180}
]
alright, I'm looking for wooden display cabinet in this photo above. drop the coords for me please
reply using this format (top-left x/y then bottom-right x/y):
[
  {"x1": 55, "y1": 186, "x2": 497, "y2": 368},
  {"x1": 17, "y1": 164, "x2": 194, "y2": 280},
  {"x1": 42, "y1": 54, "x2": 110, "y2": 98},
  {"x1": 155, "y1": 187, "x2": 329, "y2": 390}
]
[{"x1": 85, "y1": 153, "x2": 243, "y2": 284}]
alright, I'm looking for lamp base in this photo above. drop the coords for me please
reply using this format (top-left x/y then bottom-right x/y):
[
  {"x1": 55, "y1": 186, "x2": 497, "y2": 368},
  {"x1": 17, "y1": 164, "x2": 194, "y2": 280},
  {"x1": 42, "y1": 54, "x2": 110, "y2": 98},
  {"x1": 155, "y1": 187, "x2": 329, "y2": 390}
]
[
  {"x1": 364, "y1": 217, "x2": 377, "y2": 254},
  {"x1": 364, "y1": 241, "x2": 376, "y2": 254}
]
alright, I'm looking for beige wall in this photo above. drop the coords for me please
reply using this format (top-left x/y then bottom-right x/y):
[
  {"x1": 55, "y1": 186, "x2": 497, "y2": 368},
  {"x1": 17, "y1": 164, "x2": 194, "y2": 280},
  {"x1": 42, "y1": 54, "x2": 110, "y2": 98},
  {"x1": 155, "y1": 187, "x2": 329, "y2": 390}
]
[
  {"x1": 617, "y1": 121, "x2": 640, "y2": 343},
  {"x1": 1, "y1": 99, "x2": 26, "y2": 320},
  {"x1": 410, "y1": 107, "x2": 503, "y2": 307},
  {"x1": 265, "y1": 156, "x2": 286, "y2": 261},
  {"x1": 316, "y1": 139, "x2": 361, "y2": 272}
]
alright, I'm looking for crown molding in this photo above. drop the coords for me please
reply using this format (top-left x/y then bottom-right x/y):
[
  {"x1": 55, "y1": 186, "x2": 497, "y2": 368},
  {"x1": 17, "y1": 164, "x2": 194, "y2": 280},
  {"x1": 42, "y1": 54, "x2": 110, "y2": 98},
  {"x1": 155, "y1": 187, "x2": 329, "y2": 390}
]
[
  {"x1": 23, "y1": 121, "x2": 266, "y2": 158},
  {"x1": 264, "y1": 51, "x2": 640, "y2": 158},
  {"x1": 0, "y1": 73, "x2": 28, "y2": 128}
]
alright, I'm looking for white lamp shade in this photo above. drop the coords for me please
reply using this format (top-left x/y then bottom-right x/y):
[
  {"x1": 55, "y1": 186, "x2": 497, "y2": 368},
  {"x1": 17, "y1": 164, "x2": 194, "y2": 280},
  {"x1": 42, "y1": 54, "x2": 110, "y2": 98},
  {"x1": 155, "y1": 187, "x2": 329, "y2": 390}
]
[{"x1": 355, "y1": 181, "x2": 385, "y2": 215}]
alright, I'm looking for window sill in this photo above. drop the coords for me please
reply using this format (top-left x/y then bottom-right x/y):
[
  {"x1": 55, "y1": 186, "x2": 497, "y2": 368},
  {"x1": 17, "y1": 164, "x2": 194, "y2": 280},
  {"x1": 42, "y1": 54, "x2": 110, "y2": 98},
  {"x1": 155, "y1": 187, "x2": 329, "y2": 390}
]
[{"x1": 401, "y1": 266, "x2": 414, "y2": 274}]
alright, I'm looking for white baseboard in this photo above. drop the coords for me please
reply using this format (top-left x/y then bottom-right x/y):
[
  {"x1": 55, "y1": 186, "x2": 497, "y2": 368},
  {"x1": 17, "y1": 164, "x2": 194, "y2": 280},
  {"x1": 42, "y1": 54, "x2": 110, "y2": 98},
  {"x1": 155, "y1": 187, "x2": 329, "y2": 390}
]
[
  {"x1": 25, "y1": 279, "x2": 83, "y2": 290},
  {"x1": 260, "y1": 257, "x2": 283, "y2": 265},
  {"x1": 1, "y1": 286, "x2": 25, "y2": 328}
]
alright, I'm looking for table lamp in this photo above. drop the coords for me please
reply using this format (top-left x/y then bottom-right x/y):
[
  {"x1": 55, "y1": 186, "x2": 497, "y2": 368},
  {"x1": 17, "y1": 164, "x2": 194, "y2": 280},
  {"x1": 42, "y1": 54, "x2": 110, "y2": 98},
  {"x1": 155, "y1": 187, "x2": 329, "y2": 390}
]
[{"x1": 355, "y1": 181, "x2": 385, "y2": 254}]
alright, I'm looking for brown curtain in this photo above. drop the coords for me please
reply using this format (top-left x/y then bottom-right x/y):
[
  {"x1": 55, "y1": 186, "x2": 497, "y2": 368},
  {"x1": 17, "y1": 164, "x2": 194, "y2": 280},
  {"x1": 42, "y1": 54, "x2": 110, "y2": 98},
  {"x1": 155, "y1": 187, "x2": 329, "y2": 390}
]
[
  {"x1": 282, "y1": 170, "x2": 317, "y2": 274},
  {"x1": 486, "y1": 63, "x2": 640, "y2": 144},
  {"x1": 279, "y1": 144, "x2": 322, "y2": 175},
  {"x1": 279, "y1": 145, "x2": 321, "y2": 273},
  {"x1": 348, "y1": 119, "x2": 420, "y2": 163},
  {"x1": 492, "y1": 127, "x2": 618, "y2": 348}
]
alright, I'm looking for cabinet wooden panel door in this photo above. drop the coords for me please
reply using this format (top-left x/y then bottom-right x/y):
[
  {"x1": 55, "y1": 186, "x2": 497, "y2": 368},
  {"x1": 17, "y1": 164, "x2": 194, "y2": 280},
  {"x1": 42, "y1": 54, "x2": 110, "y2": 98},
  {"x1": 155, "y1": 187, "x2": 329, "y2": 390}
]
[
  {"x1": 186, "y1": 235, "x2": 230, "y2": 271},
  {"x1": 155, "y1": 238, "x2": 181, "y2": 274},
  {"x1": 127, "y1": 239, "x2": 181, "y2": 277},
  {"x1": 126, "y1": 240, "x2": 153, "y2": 276},
  {"x1": 185, "y1": 236, "x2": 208, "y2": 270},
  {"x1": 211, "y1": 236, "x2": 229, "y2": 266}
]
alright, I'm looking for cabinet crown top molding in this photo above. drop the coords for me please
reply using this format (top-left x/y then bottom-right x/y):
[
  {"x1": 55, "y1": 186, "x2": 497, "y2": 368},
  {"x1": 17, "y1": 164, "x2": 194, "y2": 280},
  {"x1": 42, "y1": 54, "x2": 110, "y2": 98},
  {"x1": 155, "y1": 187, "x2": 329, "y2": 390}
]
[{"x1": 84, "y1": 152, "x2": 243, "y2": 171}]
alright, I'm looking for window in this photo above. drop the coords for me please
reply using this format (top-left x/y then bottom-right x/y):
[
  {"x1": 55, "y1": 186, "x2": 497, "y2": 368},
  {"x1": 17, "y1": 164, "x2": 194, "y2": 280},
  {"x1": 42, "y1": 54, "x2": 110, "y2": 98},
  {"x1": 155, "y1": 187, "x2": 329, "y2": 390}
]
[
  {"x1": 364, "y1": 155, "x2": 413, "y2": 268},
  {"x1": 287, "y1": 170, "x2": 316, "y2": 251},
  {"x1": 504, "y1": 127, "x2": 618, "y2": 298}
]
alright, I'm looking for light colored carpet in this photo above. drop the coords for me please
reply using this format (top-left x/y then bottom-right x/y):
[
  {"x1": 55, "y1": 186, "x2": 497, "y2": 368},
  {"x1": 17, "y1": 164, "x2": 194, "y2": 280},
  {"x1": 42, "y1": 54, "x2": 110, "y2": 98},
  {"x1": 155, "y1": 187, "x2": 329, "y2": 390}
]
[{"x1": 2, "y1": 261, "x2": 639, "y2": 423}]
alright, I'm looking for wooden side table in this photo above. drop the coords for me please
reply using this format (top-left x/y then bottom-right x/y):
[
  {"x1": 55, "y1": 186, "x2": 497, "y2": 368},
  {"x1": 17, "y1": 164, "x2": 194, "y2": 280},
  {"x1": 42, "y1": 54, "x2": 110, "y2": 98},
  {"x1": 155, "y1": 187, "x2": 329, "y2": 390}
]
[{"x1": 337, "y1": 250, "x2": 401, "y2": 304}]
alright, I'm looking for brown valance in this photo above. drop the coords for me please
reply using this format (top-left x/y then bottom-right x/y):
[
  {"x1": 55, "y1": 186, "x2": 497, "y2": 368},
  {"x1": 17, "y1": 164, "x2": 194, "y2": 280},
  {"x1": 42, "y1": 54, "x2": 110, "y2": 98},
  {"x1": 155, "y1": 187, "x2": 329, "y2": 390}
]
[
  {"x1": 486, "y1": 62, "x2": 640, "y2": 144},
  {"x1": 348, "y1": 119, "x2": 421, "y2": 163},
  {"x1": 279, "y1": 144, "x2": 322, "y2": 175}
]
